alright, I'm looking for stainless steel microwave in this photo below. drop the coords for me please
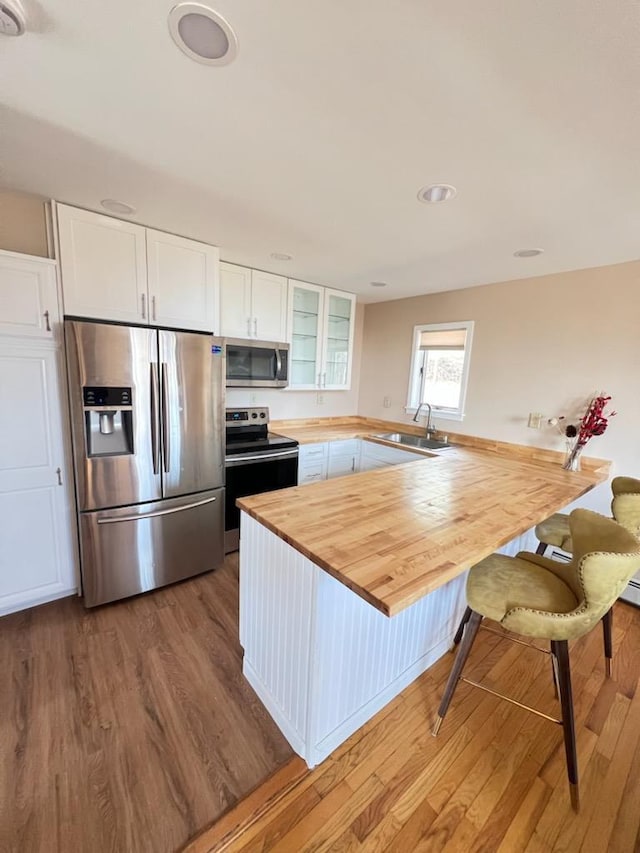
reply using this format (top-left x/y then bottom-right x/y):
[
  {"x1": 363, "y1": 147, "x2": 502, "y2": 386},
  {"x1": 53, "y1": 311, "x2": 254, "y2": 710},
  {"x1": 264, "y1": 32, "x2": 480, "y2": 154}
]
[{"x1": 225, "y1": 338, "x2": 289, "y2": 388}]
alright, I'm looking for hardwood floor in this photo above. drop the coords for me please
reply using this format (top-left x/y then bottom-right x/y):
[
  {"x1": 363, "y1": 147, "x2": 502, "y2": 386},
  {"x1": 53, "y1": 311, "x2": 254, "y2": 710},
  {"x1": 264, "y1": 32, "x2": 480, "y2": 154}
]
[
  {"x1": 186, "y1": 601, "x2": 640, "y2": 852},
  {"x1": 0, "y1": 555, "x2": 293, "y2": 853}
]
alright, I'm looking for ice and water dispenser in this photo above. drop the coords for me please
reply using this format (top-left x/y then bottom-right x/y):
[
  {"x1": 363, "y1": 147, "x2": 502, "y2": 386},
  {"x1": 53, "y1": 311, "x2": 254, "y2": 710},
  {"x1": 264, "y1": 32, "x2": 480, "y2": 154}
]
[{"x1": 83, "y1": 386, "x2": 134, "y2": 457}]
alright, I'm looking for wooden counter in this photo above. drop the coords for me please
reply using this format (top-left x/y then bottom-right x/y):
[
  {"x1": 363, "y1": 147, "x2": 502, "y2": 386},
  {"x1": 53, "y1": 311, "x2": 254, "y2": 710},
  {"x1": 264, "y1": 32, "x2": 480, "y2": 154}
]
[{"x1": 237, "y1": 444, "x2": 608, "y2": 617}]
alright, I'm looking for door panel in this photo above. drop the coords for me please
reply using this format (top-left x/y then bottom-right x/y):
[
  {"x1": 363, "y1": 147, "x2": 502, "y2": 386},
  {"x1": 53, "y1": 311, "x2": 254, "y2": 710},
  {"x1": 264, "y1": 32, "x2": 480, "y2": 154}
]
[
  {"x1": 220, "y1": 262, "x2": 252, "y2": 338},
  {"x1": 0, "y1": 343, "x2": 76, "y2": 614},
  {"x1": 288, "y1": 280, "x2": 324, "y2": 389},
  {"x1": 146, "y1": 229, "x2": 219, "y2": 333},
  {"x1": 159, "y1": 330, "x2": 224, "y2": 498},
  {"x1": 79, "y1": 488, "x2": 224, "y2": 606},
  {"x1": 251, "y1": 271, "x2": 287, "y2": 341},
  {"x1": 0, "y1": 252, "x2": 58, "y2": 339},
  {"x1": 56, "y1": 204, "x2": 147, "y2": 324},
  {"x1": 65, "y1": 320, "x2": 161, "y2": 510}
]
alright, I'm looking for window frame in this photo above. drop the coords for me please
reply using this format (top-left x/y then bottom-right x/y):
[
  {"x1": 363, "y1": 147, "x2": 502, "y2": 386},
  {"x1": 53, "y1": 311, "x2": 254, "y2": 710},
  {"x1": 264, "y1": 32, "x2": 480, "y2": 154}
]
[{"x1": 405, "y1": 320, "x2": 474, "y2": 422}]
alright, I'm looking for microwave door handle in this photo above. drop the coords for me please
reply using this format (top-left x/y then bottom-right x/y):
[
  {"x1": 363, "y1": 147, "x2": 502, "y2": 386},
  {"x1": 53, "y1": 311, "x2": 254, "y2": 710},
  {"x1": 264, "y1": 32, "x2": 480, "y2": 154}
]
[
  {"x1": 275, "y1": 348, "x2": 282, "y2": 378},
  {"x1": 161, "y1": 362, "x2": 170, "y2": 473}
]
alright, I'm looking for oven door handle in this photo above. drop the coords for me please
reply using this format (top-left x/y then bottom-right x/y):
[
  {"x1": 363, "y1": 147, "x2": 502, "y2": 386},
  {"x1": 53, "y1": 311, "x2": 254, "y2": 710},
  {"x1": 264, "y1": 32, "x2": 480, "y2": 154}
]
[{"x1": 225, "y1": 449, "x2": 299, "y2": 467}]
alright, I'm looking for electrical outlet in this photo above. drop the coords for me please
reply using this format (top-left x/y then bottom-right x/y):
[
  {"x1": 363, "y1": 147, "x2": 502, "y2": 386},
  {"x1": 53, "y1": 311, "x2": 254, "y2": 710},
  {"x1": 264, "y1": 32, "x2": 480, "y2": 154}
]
[
  {"x1": 527, "y1": 412, "x2": 543, "y2": 429},
  {"x1": 383, "y1": 396, "x2": 391, "y2": 408},
  {"x1": 317, "y1": 393, "x2": 324, "y2": 405}
]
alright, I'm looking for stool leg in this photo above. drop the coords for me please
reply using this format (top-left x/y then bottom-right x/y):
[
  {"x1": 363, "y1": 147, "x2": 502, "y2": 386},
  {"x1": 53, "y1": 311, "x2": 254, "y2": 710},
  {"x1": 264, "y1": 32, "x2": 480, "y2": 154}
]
[
  {"x1": 433, "y1": 610, "x2": 482, "y2": 736},
  {"x1": 451, "y1": 606, "x2": 472, "y2": 650},
  {"x1": 550, "y1": 643, "x2": 559, "y2": 699},
  {"x1": 552, "y1": 639, "x2": 579, "y2": 812},
  {"x1": 536, "y1": 541, "x2": 548, "y2": 556},
  {"x1": 602, "y1": 608, "x2": 613, "y2": 678}
]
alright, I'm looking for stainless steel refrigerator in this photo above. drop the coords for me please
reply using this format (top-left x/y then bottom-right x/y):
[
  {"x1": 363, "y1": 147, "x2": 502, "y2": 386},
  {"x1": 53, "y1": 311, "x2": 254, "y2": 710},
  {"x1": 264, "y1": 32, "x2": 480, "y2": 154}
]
[{"x1": 65, "y1": 319, "x2": 225, "y2": 607}]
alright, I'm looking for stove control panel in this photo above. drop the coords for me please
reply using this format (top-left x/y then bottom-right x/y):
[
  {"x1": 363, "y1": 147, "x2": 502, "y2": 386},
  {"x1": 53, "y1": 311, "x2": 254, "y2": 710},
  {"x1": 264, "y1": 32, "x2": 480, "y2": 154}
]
[{"x1": 225, "y1": 407, "x2": 269, "y2": 427}]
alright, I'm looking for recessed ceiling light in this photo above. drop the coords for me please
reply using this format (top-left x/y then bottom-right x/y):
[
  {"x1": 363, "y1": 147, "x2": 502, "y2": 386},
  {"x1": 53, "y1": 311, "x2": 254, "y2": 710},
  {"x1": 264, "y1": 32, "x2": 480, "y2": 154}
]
[
  {"x1": 0, "y1": 1, "x2": 25, "y2": 36},
  {"x1": 100, "y1": 199, "x2": 136, "y2": 215},
  {"x1": 270, "y1": 252, "x2": 292, "y2": 261},
  {"x1": 168, "y1": 3, "x2": 238, "y2": 66},
  {"x1": 370, "y1": 281, "x2": 387, "y2": 288},
  {"x1": 514, "y1": 248, "x2": 544, "y2": 258},
  {"x1": 417, "y1": 184, "x2": 457, "y2": 204}
]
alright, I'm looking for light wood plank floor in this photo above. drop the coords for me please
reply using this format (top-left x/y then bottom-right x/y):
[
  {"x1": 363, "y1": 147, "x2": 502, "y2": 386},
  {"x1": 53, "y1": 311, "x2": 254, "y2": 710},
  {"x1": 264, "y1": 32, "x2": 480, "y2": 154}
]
[
  {"x1": 187, "y1": 600, "x2": 640, "y2": 852},
  {"x1": 0, "y1": 556, "x2": 293, "y2": 853}
]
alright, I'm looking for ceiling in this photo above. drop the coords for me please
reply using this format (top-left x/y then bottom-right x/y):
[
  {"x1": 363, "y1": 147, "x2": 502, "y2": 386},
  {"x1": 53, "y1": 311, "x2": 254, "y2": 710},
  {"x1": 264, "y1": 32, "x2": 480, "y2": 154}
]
[{"x1": 1, "y1": 0, "x2": 639, "y2": 302}]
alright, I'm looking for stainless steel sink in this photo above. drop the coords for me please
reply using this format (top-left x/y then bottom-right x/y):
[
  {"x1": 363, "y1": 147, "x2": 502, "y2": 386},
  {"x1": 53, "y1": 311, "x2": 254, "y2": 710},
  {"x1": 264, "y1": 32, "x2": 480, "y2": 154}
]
[{"x1": 373, "y1": 432, "x2": 451, "y2": 450}]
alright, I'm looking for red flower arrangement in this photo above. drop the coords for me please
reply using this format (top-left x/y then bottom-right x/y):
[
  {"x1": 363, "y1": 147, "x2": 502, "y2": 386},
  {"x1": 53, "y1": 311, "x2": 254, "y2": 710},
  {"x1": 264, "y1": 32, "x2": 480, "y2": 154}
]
[{"x1": 550, "y1": 393, "x2": 616, "y2": 471}]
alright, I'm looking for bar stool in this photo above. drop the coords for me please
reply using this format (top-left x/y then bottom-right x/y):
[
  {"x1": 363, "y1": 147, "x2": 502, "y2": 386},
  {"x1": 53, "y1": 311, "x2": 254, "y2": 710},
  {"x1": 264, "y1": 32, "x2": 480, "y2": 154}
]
[
  {"x1": 433, "y1": 509, "x2": 640, "y2": 811},
  {"x1": 534, "y1": 476, "x2": 640, "y2": 676}
]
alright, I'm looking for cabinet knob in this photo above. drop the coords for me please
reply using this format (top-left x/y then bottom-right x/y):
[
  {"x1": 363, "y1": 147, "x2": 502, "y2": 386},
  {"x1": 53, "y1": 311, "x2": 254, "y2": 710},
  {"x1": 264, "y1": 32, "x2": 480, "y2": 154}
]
[{"x1": 56, "y1": 467, "x2": 62, "y2": 486}]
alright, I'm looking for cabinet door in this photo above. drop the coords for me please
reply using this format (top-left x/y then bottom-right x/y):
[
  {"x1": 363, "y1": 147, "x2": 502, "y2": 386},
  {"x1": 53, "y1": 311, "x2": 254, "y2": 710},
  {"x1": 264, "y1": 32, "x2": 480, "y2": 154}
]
[
  {"x1": 56, "y1": 203, "x2": 147, "y2": 323},
  {"x1": 220, "y1": 262, "x2": 252, "y2": 338},
  {"x1": 0, "y1": 343, "x2": 76, "y2": 615},
  {"x1": 287, "y1": 280, "x2": 324, "y2": 389},
  {"x1": 147, "y1": 229, "x2": 219, "y2": 332},
  {"x1": 0, "y1": 251, "x2": 59, "y2": 339},
  {"x1": 251, "y1": 271, "x2": 287, "y2": 341},
  {"x1": 321, "y1": 289, "x2": 357, "y2": 390}
]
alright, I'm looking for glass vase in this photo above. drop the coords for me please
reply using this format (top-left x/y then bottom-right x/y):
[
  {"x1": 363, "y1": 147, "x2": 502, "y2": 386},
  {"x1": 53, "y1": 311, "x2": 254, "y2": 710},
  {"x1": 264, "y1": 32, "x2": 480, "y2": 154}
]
[{"x1": 563, "y1": 440, "x2": 583, "y2": 472}]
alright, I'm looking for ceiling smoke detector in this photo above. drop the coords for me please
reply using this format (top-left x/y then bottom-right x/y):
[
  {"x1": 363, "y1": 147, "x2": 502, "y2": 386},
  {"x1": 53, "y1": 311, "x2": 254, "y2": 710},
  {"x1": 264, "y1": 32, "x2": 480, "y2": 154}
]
[
  {"x1": 0, "y1": 1, "x2": 25, "y2": 35},
  {"x1": 417, "y1": 184, "x2": 457, "y2": 204},
  {"x1": 168, "y1": 3, "x2": 238, "y2": 66},
  {"x1": 513, "y1": 248, "x2": 544, "y2": 258},
  {"x1": 101, "y1": 199, "x2": 137, "y2": 216}
]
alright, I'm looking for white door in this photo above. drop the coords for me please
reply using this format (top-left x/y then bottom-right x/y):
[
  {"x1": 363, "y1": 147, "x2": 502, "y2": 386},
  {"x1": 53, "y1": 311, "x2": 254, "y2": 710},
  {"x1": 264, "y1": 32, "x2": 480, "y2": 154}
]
[
  {"x1": 0, "y1": 342, "x2": 76, "y2": 615},
  {"x1": 56, "y1": 203, "x2": 148, "y2": 324},
  {"x1": 146, "y1": 229, "x2": 219, "y2": 333},
  {"x1": 0, "y1": 251, "x2": 58, "y2": 339},
  {"x1": 220, "y1": 262, "x2": 252, "y2": 338},
  {"x1": 287, "y1": 280, "x2": 324, "y2": 389},
  {"x1": 320, "y1": 289, "x2": 356, "y2": 390},
  {"x1": 251, "y1": 270, "x2": 288, "y2": 341}
]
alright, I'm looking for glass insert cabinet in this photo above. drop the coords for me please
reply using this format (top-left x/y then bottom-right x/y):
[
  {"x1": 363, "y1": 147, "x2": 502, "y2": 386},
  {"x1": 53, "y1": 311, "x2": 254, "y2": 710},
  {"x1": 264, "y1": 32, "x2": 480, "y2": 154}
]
[{"x1": 287, "y1": 280, "x2": 357, "y2": 390}]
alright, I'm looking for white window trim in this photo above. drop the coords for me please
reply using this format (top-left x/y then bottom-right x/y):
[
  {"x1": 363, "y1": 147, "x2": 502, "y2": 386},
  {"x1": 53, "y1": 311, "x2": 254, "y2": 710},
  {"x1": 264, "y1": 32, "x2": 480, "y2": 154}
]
[{"x1": 405, "y1": 320, "x2": 474, "y2": 422}]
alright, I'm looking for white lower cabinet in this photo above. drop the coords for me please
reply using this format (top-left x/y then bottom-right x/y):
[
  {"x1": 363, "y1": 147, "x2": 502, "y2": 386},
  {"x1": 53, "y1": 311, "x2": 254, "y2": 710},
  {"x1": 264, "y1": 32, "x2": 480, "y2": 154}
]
[
  {"x1": 297, "y1": 443, "x2": 328, "y2": 485},
  {"x1": 0, "y1": 342, "x2": 76, "y2": 615},
  {"x1": 298, "y1": 438, "x2": 422, "y2": 485},
  {"x1": 327, "y1": 439, "x2": 360, "y2": 479}
]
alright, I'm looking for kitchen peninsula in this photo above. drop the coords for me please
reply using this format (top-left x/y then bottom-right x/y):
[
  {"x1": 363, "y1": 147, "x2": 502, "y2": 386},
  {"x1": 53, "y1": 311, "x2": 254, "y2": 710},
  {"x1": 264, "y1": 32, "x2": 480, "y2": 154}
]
[{"x1": 237, "y1": 427, "x2": 609, "y2": 767}]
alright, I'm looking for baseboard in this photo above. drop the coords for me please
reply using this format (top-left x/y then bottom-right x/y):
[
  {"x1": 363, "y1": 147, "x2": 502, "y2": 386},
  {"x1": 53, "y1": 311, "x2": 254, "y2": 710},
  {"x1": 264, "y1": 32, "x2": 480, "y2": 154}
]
[
  {"x1": 0, "y1": 587, "x2": 77, "y2": 618},
  {"x1": 243, "y1": 660, "x2": 308, "y2": 759}
]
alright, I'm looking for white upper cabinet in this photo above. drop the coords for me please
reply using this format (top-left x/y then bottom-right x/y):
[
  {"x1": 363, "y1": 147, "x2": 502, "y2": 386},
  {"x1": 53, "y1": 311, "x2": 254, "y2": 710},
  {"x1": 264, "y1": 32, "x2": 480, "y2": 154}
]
[
  {"x1": 220, "y1": 263, "x2": 287, "y2": 341},
  {"x1": 250, "y1": 270, "x2": 288, "y2": 341},
  {"x1": 220, "y1": 262, "x2": 252, "y2": 338},
  {"x1": 287, "y1": 280, "x2": 356, "y2": 391},
  {"x1": 55, "y1": 203, "x2": 220, "y2": 332},
  {"x1": 56, "y1": 204, "x2": 147, "y2": 324},
  {"x1": 146, "y1": 229, "x2": 219, "y2": 332},
  {"x1": 0, "y1": 250, "x2": 59, "y2": 339}
]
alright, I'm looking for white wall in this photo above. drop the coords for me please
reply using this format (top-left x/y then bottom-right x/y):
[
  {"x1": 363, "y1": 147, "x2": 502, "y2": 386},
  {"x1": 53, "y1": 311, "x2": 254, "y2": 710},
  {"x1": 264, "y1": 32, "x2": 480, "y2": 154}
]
[
  {"x1": 227, "y1": 303, "x2": 364, "y2": 420},
  {"x1": 358, "y1": 260, "x2": 640, "y2": 515}
]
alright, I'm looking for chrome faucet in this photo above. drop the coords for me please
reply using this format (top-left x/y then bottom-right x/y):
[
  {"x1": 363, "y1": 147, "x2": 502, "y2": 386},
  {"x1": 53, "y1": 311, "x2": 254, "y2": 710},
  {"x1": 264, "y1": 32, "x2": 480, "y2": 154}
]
[{"x1": 413, "y1": 402, "x2": 436, "y2": 438}]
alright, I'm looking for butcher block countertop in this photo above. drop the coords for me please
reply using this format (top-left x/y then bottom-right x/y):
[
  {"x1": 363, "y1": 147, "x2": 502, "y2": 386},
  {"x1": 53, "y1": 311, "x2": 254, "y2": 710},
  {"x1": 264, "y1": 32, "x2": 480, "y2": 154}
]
[{"x1": 239, "y1": 417, "x2": 610, "y2": 617}]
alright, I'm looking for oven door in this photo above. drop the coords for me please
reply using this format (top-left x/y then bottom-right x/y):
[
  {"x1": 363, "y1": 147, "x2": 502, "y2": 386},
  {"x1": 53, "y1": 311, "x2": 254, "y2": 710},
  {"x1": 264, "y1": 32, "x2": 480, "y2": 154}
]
[
  {"x1": 225, "y1": 339, "x2": 289, "y2": 387},
  {"x1": 224, "y1": 448, "x2": 298, "y2": 552}
]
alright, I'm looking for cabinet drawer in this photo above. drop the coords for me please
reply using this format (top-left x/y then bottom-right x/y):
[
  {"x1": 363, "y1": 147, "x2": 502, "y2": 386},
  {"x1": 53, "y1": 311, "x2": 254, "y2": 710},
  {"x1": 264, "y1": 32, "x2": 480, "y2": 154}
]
[
  {"x1": 299, "y1": 442, "x2": 327, "y2": 461},
  {"x1": 298, "y1": 462, "x2": 327, "y2": 485}
]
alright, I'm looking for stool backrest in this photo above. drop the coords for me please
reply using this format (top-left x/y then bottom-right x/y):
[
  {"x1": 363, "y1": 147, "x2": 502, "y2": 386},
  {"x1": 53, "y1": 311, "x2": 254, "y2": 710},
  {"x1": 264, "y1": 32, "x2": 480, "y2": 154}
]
[
  {"x1": 569, "y1": 509, "x2": 640, "y2": 615},
  {"x1": 611, "y1": 476, "x2": 640, "y2": 538}
]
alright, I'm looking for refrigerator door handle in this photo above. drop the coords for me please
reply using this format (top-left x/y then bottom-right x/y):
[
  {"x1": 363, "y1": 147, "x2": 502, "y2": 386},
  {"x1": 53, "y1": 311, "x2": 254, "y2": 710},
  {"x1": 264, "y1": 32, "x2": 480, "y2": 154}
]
[
  {"x1": 161, "y1": 362, "x2": 170, "y2": 473},
  {"x1": 150, "y1": 362, "x2": 161, "y2": 475},
  {"x1": 96, "y1": 495, "x2": 218, "y2": 524}
]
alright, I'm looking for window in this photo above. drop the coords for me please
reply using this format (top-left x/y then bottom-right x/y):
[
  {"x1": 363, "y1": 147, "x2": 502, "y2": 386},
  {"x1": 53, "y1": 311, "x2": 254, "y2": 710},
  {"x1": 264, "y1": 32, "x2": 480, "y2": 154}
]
[{"x1": 406, "y1": 321, "x2": 474, "y2": 421}]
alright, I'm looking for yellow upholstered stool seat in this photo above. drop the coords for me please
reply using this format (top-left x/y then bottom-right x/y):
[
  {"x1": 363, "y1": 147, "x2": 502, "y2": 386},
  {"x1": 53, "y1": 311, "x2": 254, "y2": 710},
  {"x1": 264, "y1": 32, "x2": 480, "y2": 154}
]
[
  {"x1": 467, "y1": 553, "x2": 578, "y2": 622},
  {"x1": 534, "y1": 512, "x2": 572, "y2": 553}
]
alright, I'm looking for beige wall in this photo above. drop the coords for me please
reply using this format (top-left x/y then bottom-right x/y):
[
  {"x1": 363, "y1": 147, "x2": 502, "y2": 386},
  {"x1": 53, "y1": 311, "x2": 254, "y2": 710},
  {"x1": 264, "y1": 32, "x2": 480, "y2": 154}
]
[
  {"x1": 226, "y1": 302, "x2": 365, "y2": 420},
  {"x1": 358, "y1": 261, "x2": 640, "y2": 513},
  {"x1": 0, "y1": 190, "x2": 48, "y2": 257}
]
